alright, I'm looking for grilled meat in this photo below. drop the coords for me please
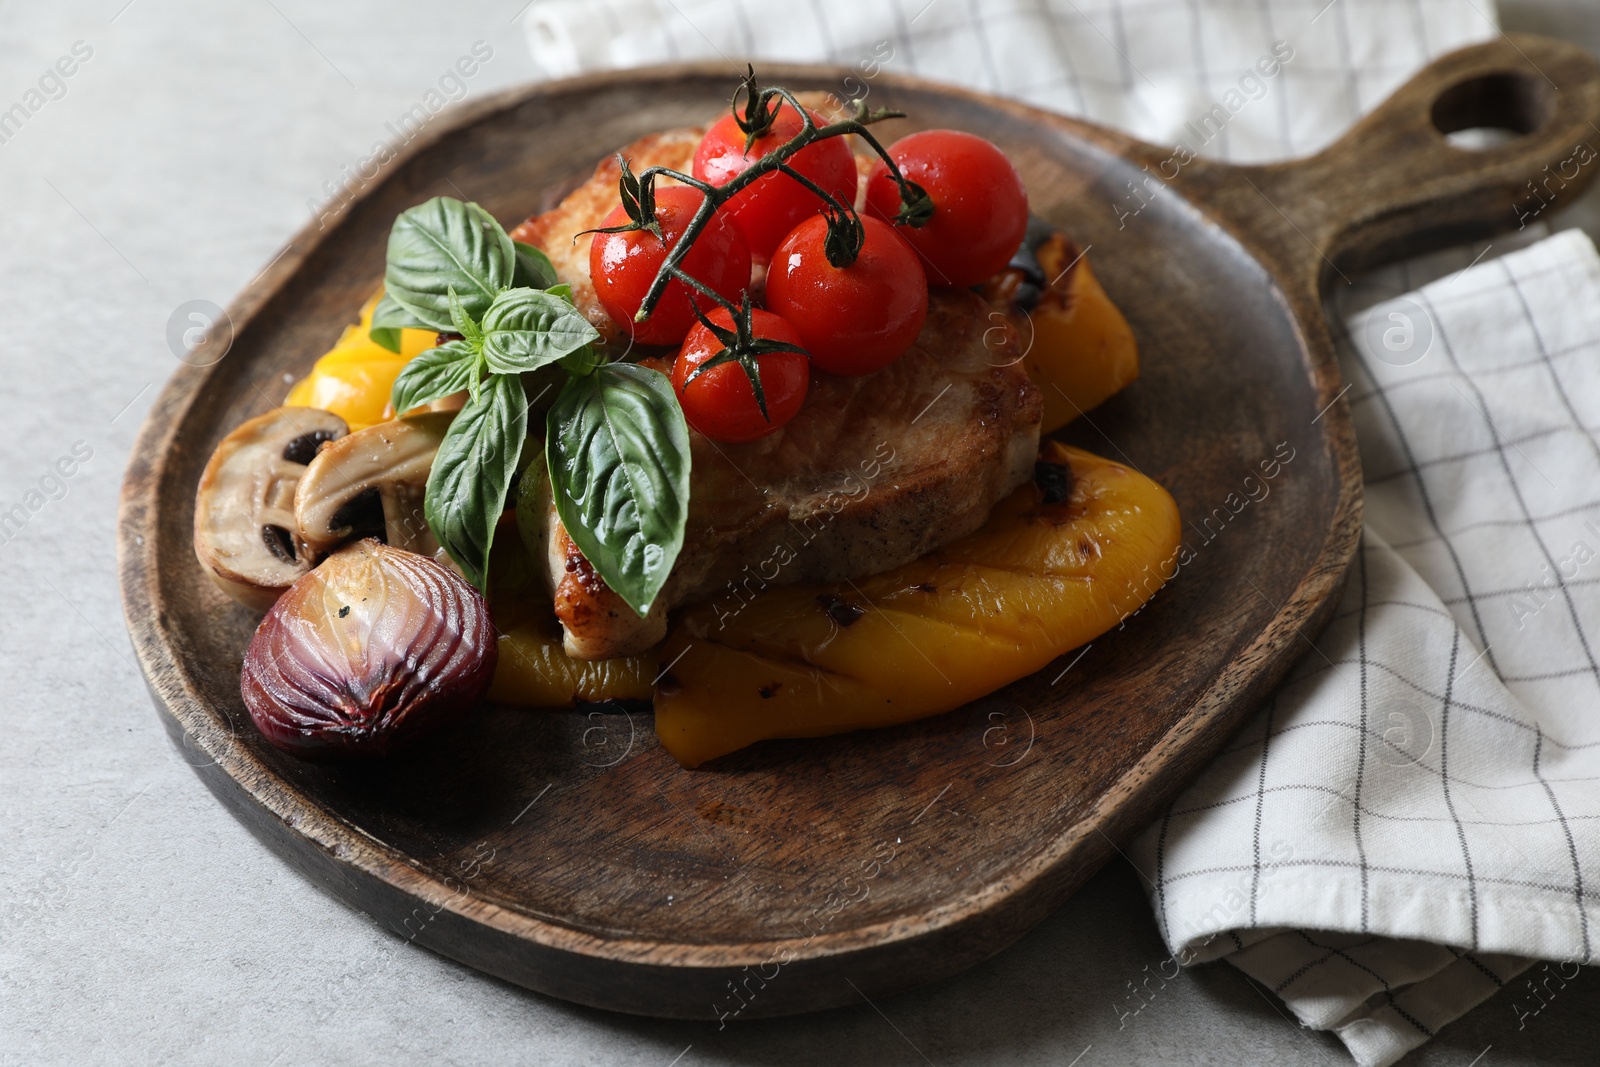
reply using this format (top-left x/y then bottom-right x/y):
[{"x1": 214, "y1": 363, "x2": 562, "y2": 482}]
[{"x1": 512, "y1": 123, "x2": 1042, "y2": 659}]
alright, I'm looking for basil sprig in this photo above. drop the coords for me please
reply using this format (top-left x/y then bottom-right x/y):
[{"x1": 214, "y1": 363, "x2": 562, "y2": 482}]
[{"x1": 376, "y1": 197, "x2": 690, "y2": 612}]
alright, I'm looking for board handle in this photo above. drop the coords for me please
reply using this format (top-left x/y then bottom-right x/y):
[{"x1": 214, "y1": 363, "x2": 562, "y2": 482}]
[{"x1": 1218, "y1": 32, "x2": 1600, "y2": 291}]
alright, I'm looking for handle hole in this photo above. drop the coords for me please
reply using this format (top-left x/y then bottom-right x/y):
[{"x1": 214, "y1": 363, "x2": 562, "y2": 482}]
[{"x1": 1431, "y1": 71, "x2": 1556, "y2": 150}]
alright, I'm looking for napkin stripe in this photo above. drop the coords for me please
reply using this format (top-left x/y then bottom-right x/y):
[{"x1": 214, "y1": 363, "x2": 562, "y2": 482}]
[
  {"x1": 1259, "y1": 1, "x2": 1296, "y2": 151},
  {"x1": 1356, "y1": 545, "x2": 1373, "y2": 931},
  {"x1": 1534, "y1": 726, "x2": 1592, "y2": 961},
  {"x1": 1508, "y1": 666, "x2": 1600, "y2": 683},
  {"x1": 1104, "y1": 0, "x2": 1138, "y2": 94},
  {"x1": 1387, "y1": 499, "x2": 1600, "y2": 548},
  {"x1": 1349, "y1": 344, "x2": 1501, "y2": 670},
  {"x1": 1503, "y1": 265, "x2": 1600, "y2": 474},
  {"x1": 1274, "y1": 947, "x2": 1339, "y2": 994},
  {"x1": 1350, "y1": 348, "x2": 1600, "y2": 403},
  {"x1": 1296, "y1": 933, "x2": 1431, "y2": 1037},
  {"x1": 732, "y1": 4, "x2": 757, "y2": 51},
  {"x1": 1451, "y1": 947, "x2": 1505, "y2": 988},
  {"x1": 1039, "y1": 8, "x2": 1089, "y2": 111},
  {"x1": 1185, "y1": 0, "x2": 1233, "y2": 159},
  {"x1": 1386, "y1": 999, "x2": 1435, "y2": 1038},
  {"x1": 1365, "y1": 425, "x2": 1591, "y2": 484},
  {"x1": 1328, "y1": 0, "x2": 1362, "y2": 118},
  {"x1": 1437, "y1": 632, "x2": 1482, "y2": 949},
  {"x1": 1443, "y1": 578, "x2": 1600, "y2": 605},
  {"x1": 1214, "y1": 662, "x2": 1597, "y2": 750},
  {"x1": 1407, "y1": 0, "x2": 1432, "y2": 53},
  {"x1": 1158, "y1": 859, "x2": 1600, "y2": 899},
  {"x1": 1154, "y1": 805, "x2": 1174, "y2": 946},
  {"x1": 1250, "y1": 701, "x2": 1275, "y2": 926},
  {"x1": 1332, "y1": 599, "x2": 1456, "y2": 624},
  {"x1": 1175, "y1": 780, "x2": 1600, "y2": 827},
  {"x1": 964, "y1": 0, "x2": 1002, "y2": 91}
]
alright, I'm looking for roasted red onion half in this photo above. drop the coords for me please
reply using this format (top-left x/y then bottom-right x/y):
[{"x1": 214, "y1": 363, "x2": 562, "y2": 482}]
[{"x1": 241, "y1": 539, "x2": 496, "y2": 759}]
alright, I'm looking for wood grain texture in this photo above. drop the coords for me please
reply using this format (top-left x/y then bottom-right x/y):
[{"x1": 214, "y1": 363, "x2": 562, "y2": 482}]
[{"x1": 118, "y1": 36, "x2": 1600, "y2": 1019}]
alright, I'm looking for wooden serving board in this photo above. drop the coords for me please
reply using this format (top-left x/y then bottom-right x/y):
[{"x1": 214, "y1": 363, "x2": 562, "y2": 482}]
[{"x1": 119, "y1": 38, "x2": 1600, "y2": 1019}]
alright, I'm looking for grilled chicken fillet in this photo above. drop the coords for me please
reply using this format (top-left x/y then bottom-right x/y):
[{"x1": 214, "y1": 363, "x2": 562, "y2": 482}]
[{"x1": 512, "y1": 122, "x2": 1043, "y2": 660}]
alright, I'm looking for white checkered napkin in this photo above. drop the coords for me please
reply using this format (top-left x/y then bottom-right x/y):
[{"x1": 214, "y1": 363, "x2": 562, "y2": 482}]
[
  {"x1": 522, "y1": 0, "x2": 1496, "y2": 164},
  {"x1": 1132, "y1": 229, "x2": 1600, "y2": 1067}
]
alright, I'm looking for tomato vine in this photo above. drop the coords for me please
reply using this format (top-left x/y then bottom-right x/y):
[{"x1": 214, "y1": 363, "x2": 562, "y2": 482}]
[{"x1": 589, "y1": 67, "x2": 934, "y2": 396}]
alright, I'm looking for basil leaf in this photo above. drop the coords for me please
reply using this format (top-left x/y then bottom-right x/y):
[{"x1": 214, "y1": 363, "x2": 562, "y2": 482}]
[
  {"x1": 389, "y1": 340, "x2": 477, "y2": 417},
  {"x1": 545, "y1": 363, "x2": 690, "y2": 616},
  {"x1": 384, "y1": 197, "x2": 514, "y2": 332},
  {"x1": 369, "y1": 292, "x2": 430, "y2": 353},
  {"x1": 480, "y1": 287, "x2": 601, "y2": 374},
  {"x1": 424, "y1": 372, "x2": 527, "y2": 590},
  {"x1": 514, "y1": 241, "x2": 558, "y2": 289}
]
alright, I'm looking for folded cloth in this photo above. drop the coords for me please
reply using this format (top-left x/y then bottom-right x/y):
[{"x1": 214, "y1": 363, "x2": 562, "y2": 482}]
[
  {"x1": 1135, "y1": 228, "x2": 1600, "y2": 1065},
  {"x1": 520, "y1": 2, "x2": 1600, "y2": 1064}
]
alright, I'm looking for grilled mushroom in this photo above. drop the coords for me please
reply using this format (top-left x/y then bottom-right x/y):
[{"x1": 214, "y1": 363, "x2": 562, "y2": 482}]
[
  {"x1": 193, "y1": 406, "x2": 349, "y2": 610},
  {"x1": 293, "y1": 413, "x2": 453, "y2": 560}
]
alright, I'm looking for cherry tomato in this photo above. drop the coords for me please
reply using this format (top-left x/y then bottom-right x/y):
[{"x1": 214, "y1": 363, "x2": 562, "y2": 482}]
[
  {"x1": 671, "y1": 308, "x2": 810, "y2": 443},
  {"x1": 864, "y1": 129, "x2": 1029, "y2": 288},
  {"x1": 692, "y1": 103, "x2": 858, "y2": 259},
  {"x1": 589, "y1": 185, "x2": 752, "y2": 346},
  {"x1": 764, "y1": 214, "x2": 928, "y2": 376}
]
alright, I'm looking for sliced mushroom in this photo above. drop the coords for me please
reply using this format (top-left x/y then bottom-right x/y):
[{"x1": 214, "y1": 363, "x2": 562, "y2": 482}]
[
  {"x1": 193, "y1": 406, "x2": 349, "y2": 611},
  {"x1": 293, "y1": 413, "x2": 454, "y2": 560}
]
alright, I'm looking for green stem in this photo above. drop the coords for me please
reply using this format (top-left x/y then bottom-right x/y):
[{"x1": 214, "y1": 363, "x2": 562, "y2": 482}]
[{"x1": 628, "y1": 80, "x2": 923, "y2": 320}]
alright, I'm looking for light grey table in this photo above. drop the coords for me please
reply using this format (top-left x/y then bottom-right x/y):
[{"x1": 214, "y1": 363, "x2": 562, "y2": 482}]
[{"x1": 3, "y1": 2, "x2": 1595, "y2": 1063}]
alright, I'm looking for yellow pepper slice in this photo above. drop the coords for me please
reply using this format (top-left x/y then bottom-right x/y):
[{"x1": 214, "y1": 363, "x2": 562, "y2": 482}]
[
  {"x1": 284, "y1": 291, "x2": 437, "y2": 430},
  {"x1": 489, "y1": 615, "x2": 658, "y2": 707},
  {"x1": 653, "y1": 442, "x2": 1182, "y2": 767},
  {"x1": 994, "y1": 234, "x2": 1139, "y2": 435}
]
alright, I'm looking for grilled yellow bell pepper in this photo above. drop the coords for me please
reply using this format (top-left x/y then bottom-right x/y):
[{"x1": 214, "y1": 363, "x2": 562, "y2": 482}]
[
  {"x1": 284, "y1": 291, "x2": 437, "y2": 430},
  {"x1": 489, "y1": 616, "x2": 658, "y2": 706},
  {"x1": 986, "y1": 234, "x2": 1139, "y2": 435},
  {"x1": 653, "y1": 442, "x2": 1181, "y2": 767}
]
